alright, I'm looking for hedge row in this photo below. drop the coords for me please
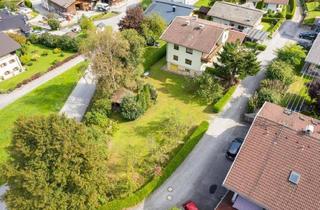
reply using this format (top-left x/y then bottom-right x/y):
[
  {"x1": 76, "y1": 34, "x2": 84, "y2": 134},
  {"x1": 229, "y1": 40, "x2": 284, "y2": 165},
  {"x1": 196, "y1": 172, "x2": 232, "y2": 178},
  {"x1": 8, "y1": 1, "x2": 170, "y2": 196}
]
[
  {"x1": 244, "y1": 41, "x2": 267, "y2": 51},
  {"x1": 143, "y1": 43, "x2": 167, "y2": 70},
  {"x1": 212, "y1": 85, "x2": 238, "y2": 113},
  {"x1": 100, "y1": 121, "x2": 209, "y2": 210},
  {"x1": 286, "y1": 0, "x2": 296, "y2": 19},
  {"x1": 268, "y1": 18, "x2": 285, "y2": 37},
  {"x1": 0, "y1": 53, "x2": 81, "y2": 94}
]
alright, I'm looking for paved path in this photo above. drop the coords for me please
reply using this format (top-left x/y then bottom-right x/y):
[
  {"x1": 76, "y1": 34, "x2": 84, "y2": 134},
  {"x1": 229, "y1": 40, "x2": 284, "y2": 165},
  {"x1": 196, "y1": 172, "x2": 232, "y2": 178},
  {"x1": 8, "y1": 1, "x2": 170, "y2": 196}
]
[
  {"x1": 60, "y1": 68, "x2": 96, "y2": 121},
  {"x1": 140, "y1": 2, "x2": 306, "y2": 210},
  {"x1": 0, "y1": 55, "x2": 85, "y2": 110}
]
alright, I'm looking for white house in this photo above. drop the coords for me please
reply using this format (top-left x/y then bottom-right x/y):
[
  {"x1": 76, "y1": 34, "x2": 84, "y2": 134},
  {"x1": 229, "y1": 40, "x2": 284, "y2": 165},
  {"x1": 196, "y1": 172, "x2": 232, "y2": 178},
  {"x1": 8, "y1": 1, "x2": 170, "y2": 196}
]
[
  {"x1": 160, "y1": 16, "x2": 246, "y2": 76},
  {"x1": 207, "y1": 1, "x2": 265, "y2": 31},
  {"x1": 248, "y1": 0, "x2": 289, "y2": 12},
  {"x1": 0, "y1": 33, "x2": 24, "y2": 81}
]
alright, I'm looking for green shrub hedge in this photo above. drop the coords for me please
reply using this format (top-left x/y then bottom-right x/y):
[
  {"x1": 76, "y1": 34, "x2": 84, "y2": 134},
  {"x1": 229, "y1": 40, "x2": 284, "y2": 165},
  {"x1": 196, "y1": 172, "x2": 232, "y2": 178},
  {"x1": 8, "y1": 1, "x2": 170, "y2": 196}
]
[
  {"x1": 100, "y1": 121, "x2": 209, "y2": 210},
  {"x1": 286, "y1": 0, "x2": 296, "y2": 19},
  {"x1": 213, "y1": 85, "x2": 238, "y2": 113},
  {"x1": 244, "y1": 41, "x2": 267, "y2": 51},
  {"x1": 143, "y1": 42, "x2": 167, "y2": 70},
  {"x1": 268, "y1": 18, "x2": 285, "y2": 38}
]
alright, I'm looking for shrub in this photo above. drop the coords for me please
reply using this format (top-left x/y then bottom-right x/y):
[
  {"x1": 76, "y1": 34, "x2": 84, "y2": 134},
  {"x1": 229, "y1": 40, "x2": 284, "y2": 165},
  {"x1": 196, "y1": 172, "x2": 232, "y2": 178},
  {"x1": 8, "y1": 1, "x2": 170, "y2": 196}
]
[
  {"x1": 143, "y1": 43, "x2": 166, "y2": 70},
  {"x1": 91, "y1": 98, "x2": 112, "y2": 117},
  {"x1": 20, "y1": 54, "x2": 31, "y2": 64},
  {"x1": 53, "y1": 48, "x2": 61, "y2": 54},
  {"x1": 120, "y1": 96, "x2": 144, "y2": 120},
  {"x1": 212, "y1": 85, "x2": 238, "y2": 113},
  {"x1": 256, "y1": 0, "x2": 264, "y2": 9},
  {"x1": 84, "y1": 111, "x2": 118, "y2": 136},
  {"x1": 31, "y1": 54, "x2": 40, "y2": 61},
  {"x1": 244, "y1": 41, "x2": 267, "y2": 51},
  {"x1": 100, "y1": 121, "x2": 209, "y2": 210},
  {"x1": 268, "y1": 18, "x2": 285, "y2": 37},
  {"x1": 51, "y1": 59, "x2": 58, "y2": 65},
  {"x1": 276, "y1": 44, "x2": 306, "y2": 69},
  {"x1": 257, "y1": 87, "x2": 282, "y2": 107},
  {"x1": 247, "y1": 94, "x2": 258, "y2": 113},
  {"x1": 8, "y1": 33, "x2": 27, "y2": 45},
  {"x1": 286, "y1": 0, "x2": 296, "y2": 19},
  {"x1": 266, "y1": 60, "x2": 294, "y2": 85},
  {"x1": 41, "y1": 51, "x2": 48, "y2": 56},
  {"x1": 24, "y1": 0, "x2": 32, "y2": 8},
  {"x1": 47, "y1": 18, "x2": 60, "y2": 30}
]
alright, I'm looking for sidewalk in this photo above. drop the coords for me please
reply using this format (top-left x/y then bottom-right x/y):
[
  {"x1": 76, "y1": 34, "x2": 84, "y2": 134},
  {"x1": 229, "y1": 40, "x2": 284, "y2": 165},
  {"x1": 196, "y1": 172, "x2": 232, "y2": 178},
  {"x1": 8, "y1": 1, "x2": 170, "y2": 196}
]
[
  {"x1": 0, "y1": 55, "x2": 85, "y2": 110},
  {"x1": 60, "y1": 68, "x2": 96, "y2": 121}
]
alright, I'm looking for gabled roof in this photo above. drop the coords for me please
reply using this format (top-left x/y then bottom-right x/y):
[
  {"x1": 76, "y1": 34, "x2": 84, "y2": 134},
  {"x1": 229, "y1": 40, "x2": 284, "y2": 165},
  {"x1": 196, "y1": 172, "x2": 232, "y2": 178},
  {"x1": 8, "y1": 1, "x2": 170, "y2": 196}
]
[
  {"x1": 223, "y1": 102, "x2": 320, "y2": 210},
  {"x1": 144, "y1": 0, "x2": 194, "y2": 24},
  {"x1": 49, "y1": 0, "x2": 75, "y2": 8},
  {"x1": 0, "y1": 9, "x2": 30, "y2": 34},
  {"x1": 207, "y1": 1, "x2": 264, "y2": 27},
  {"x1": 305, "y1": 34, "x2": 320, "y2": 65},
  {"x1": 0, "y1": 32, "x2": 21, "y2": 57},
  {"x1": 249, "y1": 0, "x2": 289, "y2": 4},
  {"x1": 160, "y1": 16, "x2": 229, "y2": 53}
]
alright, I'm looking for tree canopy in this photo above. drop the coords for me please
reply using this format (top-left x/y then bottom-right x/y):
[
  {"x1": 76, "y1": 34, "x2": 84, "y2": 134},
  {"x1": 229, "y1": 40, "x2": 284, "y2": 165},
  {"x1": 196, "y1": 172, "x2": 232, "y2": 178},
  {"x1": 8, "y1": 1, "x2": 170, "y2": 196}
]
[
  {"x1": 118, "y1": 6, "x2": 144, "y2": 32},
  {"x1": 2, "y1": 114, "x2": 109, "y2": 210},
  {"x1": 79, "y1": 15, "x2": 95, "y2": 31},
  {"x1": 265, "y1": 60, "x2": 294, "y2": 85},
  {"x1": 276, "y1": 44, "x2": 306, "y2": 68},
  {"x1": 214, "y1": 42, "x2": 260, "y2": 87},
  {"x1": 141, "y1": 14, "x2": 166, "y2": 45}
]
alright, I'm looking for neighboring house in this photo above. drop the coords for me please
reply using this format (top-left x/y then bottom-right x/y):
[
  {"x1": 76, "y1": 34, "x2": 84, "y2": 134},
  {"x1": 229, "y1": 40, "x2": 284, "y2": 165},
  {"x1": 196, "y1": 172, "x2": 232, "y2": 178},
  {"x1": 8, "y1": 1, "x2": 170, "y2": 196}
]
[
  {"x1": 144, "y1": 0, "x2": 194, "y2": 24},
  {"x1": 43, "y1": 0, "x2": 94, "y2": 15},
  {"x1": 217, "y1": 102, "x2": 320, "y2": 210},
  {"x1": 0, "y1": 9, "x2": 31, "y2": 35},
  {"x1": 248, "y1": 0, "x2": 289, "y2": 12},
  {"x1": 160, "y1": 16, "x2": 245, "y2": 76},
  {"x1": 0, "y1": 33, "x2": 24, "y2": 81},
  {"x1": 207, "y1": 1, "x2": 265, "y2": 31},
  {"x1": 304, "y1": 34, "x2": 320, "y2": 76}
]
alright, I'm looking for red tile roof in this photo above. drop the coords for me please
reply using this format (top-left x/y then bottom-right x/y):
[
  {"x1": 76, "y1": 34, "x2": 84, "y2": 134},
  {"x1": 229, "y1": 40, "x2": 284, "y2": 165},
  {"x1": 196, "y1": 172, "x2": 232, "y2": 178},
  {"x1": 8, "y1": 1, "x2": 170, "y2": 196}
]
[
  {"x1": 160, "y1": 16, "x2": 229, "y2": 54},
  {"x1": 223, "y1": 102, "x2": 320, "y2": 210},
  {"x1": 227, "y1": 30, "x2": 246, "y2": 43}
]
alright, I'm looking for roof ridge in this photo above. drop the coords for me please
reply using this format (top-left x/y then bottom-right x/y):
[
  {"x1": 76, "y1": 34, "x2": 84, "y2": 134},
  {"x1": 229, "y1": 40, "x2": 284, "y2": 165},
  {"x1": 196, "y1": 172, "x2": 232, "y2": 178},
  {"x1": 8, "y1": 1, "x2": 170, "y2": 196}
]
[{"x1": 216, "y1": 1, "x2": 265, "y2": 13}]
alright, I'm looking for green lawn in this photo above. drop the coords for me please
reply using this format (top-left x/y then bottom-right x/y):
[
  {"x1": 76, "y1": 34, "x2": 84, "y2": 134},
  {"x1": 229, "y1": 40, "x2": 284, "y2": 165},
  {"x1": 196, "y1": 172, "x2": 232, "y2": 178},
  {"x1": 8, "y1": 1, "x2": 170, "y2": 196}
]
[
  {"x1": 261, "y1": 22, "x2": 273, "y2": 31},
  {"x1": 0, "y1": 62, "x2": 86, "y2": 164},
  {"x1": 194, "y1": 0, "x2": 211, "y2": 7},
  {"x1": 109, "y1": 58, "x2": 209, "y2": 177},
  {"x1": 0, "y1": 44, "x2": 74, "y2": 92},
  {"x1": 306, "y1": 1, "x2": 320, "y2": 11},
  {"x1": 90, "y1": 11, "x2": 119, "y2": 21},
  {"x1": 282, "y1": 76, "x2": 311, "y2": 107}
]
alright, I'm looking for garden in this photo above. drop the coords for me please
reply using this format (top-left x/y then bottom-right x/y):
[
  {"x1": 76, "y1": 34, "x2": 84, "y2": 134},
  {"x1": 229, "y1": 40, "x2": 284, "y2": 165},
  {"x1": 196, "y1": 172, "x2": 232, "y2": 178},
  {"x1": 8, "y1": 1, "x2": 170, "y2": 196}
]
[
  {"x1": 303, "y1": 1, "x2": 320, "y2": 25},
  {"x1": 0, "y1": 33, "x2": 80, "y2": 93}
]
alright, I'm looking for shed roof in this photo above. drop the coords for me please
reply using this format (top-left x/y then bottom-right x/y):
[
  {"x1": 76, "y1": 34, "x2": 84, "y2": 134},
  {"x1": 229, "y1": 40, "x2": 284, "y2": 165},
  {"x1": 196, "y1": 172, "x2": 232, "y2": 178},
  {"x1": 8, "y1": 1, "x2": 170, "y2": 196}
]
[
  {"x1": 207, "y1": 1, "x2": 264, "y2": 27},
  {"x1": 224, "y1": 102, "x2": 320, "y2": 210},
  {"x1": 305, "y1": 34, "x2": 320, "y2": 65},
  {"x1": 243, "y1": 27, "x2": 268, "y2": 41},
  {"x1": 144, "y1": 0, "x2": 194, "y2": 24},
  {"x1": 0, "y1": 32, "x2": 21, "y2": 58}
]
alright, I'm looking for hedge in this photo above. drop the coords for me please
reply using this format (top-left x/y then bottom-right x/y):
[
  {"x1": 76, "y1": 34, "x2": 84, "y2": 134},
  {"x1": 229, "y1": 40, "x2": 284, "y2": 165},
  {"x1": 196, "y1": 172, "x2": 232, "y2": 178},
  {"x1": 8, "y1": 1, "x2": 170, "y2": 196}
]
[
  {"x1": 244, "y1": 41, "x2": 267, "y2": 51},
  {"x1": 213, "y1": 85, "x2": 238, "y2": 113},
  {"x1": 143, "y1": 43, "x2": 167, "y2": 70},
  {"x1": 100, "y1": 121, "x2": 209, "y2": 210},
  {"x1": 286, "y1": 0, "x2": 296, "y2": 19}
]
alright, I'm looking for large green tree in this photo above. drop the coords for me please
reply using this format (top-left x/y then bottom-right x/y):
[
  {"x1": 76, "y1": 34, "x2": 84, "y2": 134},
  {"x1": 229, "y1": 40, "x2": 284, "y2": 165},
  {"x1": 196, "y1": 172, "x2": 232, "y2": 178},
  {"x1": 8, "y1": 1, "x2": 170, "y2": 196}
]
[
  {"x1": 79, "y1": 15, "x2": 95, "y2": 32},
  {"x1": 141, "y1": 14, "x2": 166, "y2": 45},
  {"x1": 214, "y1": 42, "x2": 260, "y2": 87},
  {"x1": 265, "y1": 60, "x2": 294, "y2": 85},
  {"x1": 2, "y1": 115, "x2": 109, "y2": 210},
  {"x1": 276, "y1": 44, "x2": 306, "y2": 68},
  {"x1": 121, "y1": 29, "x2": 145, "y2": 68}
]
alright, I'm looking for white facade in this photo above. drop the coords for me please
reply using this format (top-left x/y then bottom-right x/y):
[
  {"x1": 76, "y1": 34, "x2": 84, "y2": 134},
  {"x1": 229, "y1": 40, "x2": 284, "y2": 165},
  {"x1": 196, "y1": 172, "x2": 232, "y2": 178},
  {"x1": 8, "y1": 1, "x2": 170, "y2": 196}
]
[
  {"x1": 0, "y1": 53, "x2": 24, "y2": 81},
  {"x1": 166, "y1": 31, "x2": 229, "y2": 76}
]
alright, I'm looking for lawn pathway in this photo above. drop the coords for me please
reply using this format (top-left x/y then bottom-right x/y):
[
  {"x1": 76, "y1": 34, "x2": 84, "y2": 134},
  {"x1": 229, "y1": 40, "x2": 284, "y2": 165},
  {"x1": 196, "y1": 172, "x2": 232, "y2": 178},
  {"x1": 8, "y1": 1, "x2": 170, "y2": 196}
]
[
  {"x1": 60, "y1": 67, "x2": 96, "y2": 121},
  {"x1": 0, "y1": 55, "x2": 85, "y2": 110}
]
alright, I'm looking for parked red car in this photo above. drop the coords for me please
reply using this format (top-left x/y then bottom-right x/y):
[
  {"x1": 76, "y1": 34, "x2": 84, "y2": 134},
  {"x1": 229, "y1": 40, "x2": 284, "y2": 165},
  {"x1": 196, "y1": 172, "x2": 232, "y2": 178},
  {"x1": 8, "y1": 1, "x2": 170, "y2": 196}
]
[{"x1": 183, "y1": 201, "x2": 199, "y2": 210}]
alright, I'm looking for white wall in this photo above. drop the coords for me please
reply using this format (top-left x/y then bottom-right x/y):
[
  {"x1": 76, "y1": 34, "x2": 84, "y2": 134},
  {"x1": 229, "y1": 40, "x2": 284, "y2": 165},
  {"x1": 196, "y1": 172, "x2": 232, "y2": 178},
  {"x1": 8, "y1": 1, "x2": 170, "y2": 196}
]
[
  {"x1": 0, "y1": 53, "x2": 24, "y2": 81},
  {"x1": 211, "y1": 17, "x2": 252, "y2": 31},
  {"x1": 265, "y1": 3, "x2": 282, "y2": 11},
  {"x1": 166, "y1": 43, "x2": 204, "y2": 73}
]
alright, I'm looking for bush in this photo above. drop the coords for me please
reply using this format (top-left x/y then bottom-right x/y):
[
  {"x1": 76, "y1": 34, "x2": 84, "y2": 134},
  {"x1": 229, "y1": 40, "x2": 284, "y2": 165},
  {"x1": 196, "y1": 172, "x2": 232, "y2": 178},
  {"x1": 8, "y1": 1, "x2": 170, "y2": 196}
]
[
  {"x1": 31, "y1": 54, "x2": 40, "y2": 61},
  {"x1": 24, "y1": 0, "x2": 32, "y2": 8},
  {"x1": 256, "y1": 1, "x2": 264, "y2": 9},
  {"x1": 100, "y1": 121, "x2": 209, "y2": 210},
  {"x1": 120, "y1": 96, "x2": 144, "y2": 120},
  {"x1": 41, "y1": 51, "x2": 48, "y2": 56},
  {"x1": 47, "y1": 18, "x2": 60, "y2": 30},
  {"x1": 84, "y1": 111, "x2": 118, "y2": 136},
  {"x1": 286, "y1": 0, "x2": 296, "y2": 19},
  {"x1": 20, "y1": 54, "x2": 31, "y2": 64},
  {"x1": 91, "y1": 98, "x2": 112, "y2": 117},
  {"x1": 257, "y1": 87, "x2": 282, "y2": 107},
  {"x1": 266, "y1": 60, "x2": 294, "y2": 85},
  {"x1": 137, "y1": 84, "x2": 157, "y2": 111},
  {"x1": 53, "y1": 48, "x2": 61, "y2": 54},
  {"x1": 143, "y1": 43, "x2": 166, "y2": 70},
  {"x1": 268, "y1": 18, "x2": 285, "y2": 37},
  {"x1": 244, "y1": 41, "x2": 267, "y2": 51},
  {"x1": 276, "y1": 44, "x2": 306, "y2": 69},
  {"x1": 247, "y1": 94, "x2": 258, "y2": 113},
  {"x1": 8, "y1": 33, "x2": 27, "y2": 45},
  {"x1": 212, "y1": 85, "x2": 238, "y2": 113}
]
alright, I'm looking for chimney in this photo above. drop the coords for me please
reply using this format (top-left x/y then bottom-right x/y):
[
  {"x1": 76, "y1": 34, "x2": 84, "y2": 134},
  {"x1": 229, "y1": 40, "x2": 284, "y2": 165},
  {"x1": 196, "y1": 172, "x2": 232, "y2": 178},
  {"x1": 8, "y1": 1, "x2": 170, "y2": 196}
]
[
  {"x1": 304, "y1": 124, "x2": 314, "y2": 135},
  {"x1": 172, "y1": 5, "x2": 176, "y2": 12}
]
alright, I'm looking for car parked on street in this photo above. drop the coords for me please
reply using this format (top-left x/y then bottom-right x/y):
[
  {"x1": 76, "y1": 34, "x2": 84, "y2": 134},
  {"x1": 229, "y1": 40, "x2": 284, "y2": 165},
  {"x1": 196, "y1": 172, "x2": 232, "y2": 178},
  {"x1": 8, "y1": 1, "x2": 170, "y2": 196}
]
[
  {"x1": 299, "y1": 31, "x2": 318, "y2": 40},
  {"x1": 226, "y1": 138, "x2": 244, "y2": 160},
  {"x1": 297, "y1": 40, "x2": 313, "y2": 50},
  {"x1": 183, "y1": 201, "x2": 199, "y2": 210}
]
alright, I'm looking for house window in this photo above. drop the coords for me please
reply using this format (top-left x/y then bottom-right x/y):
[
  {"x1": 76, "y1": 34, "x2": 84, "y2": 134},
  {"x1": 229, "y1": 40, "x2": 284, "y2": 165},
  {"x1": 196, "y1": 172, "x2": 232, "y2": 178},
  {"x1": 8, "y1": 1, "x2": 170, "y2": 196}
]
[
  {"x1": 0, "y1": 63, "x2": 6, "y2": 68},
  {"x1": 9, "y1": 59, "x2": 15, "y2": 64},
  {"x1": 4, "y1": 71, "x2": 10, "y2": 75},
  {"x1": 174, "y1": 44, "x2": 179, "y2": 50},
  {"x1": 185, "y1": 59, "x2": 192, "y2": 65},
  {"x1": 186, "y1": 48, "x2": 193, "y2": 54},
  {"x1": 173, "y1": 55, "x2": 178, "y2": 61}
]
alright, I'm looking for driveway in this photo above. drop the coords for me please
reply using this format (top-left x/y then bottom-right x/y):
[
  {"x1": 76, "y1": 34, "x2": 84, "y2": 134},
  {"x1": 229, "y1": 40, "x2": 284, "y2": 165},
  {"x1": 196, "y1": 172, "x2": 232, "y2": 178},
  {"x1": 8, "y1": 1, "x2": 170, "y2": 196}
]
[{"x1": 140, "y1": 2, "x2": 305, "y2": 210}]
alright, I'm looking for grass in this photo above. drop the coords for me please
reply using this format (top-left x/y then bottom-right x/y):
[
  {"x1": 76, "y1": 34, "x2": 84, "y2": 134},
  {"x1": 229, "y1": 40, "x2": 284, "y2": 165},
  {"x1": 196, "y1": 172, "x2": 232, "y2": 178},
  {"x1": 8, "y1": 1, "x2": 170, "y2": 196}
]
[
  {"x1": 0, "y1": 62, "x2": 86, "y2": 164},
  {"x1": 90, "y1": 11, "x2": 119, "y2": 21},
  {"x1": 100, "y1": 121, "x2": 209, "y2": 210},
  {"x1": 0, "y1": 44, "x2": 74, "y2": 92},
  {"x1": 261, "y1": 22, "x2": 273, "y2": 31},
  {"x1": 194, "y1": 0, "x2": 211, "y2": 8},
  {"x1": 282, "y1": 76, "x2": 311, "y2": 107},
  {"x1": 109, "y1": 57, "x2": 209, "y2": 174}
]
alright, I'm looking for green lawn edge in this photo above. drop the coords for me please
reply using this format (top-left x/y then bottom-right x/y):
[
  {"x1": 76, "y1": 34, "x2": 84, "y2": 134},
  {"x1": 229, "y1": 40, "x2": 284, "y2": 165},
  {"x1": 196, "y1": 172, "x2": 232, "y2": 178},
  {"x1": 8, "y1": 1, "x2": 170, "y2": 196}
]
[
  {"x1": 213, "y1": 85, "x2": 238, "y2": 113},
  {"x1": 100, "y1": 121, "x2": 209, "y2": 210}
]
